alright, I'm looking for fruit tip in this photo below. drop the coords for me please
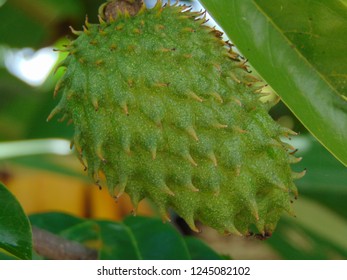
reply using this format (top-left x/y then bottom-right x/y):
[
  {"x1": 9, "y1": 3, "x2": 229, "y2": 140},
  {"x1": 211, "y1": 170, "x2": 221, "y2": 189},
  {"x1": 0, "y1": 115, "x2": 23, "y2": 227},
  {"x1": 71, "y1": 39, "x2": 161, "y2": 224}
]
[
  {"x1": 292, "y1": 169, "x2": 306, "y2": 180},
  {"x1": 189, "y1": 184, "x2": 199, "y2": 192},
  {"x1": 187, "y1": 91, "x2": 203, "y2": 102},
  {"x1": 185, "y1": 153, "x2": 198, "y2": 167},
  {"x1": 224, "y1": 225, "x2": 242, "y2": 237},
  {"x1": 186, "y1": 126, "x2": 199, "y2": 142},
  {"x1": 161, "y1": 212, "x2": 172, "y2": 223},
  {"x1": 208, "y1": 152, "x2": 218, "y2": 167},
  {"x1": 69, "y1": 26, "x2": 82, "y2": 36}
]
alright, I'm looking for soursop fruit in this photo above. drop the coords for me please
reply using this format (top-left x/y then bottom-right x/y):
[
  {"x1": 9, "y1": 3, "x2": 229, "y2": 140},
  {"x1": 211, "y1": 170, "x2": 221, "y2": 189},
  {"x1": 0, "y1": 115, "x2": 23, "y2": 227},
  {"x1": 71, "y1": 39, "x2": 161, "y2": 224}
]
[{"x1": 49, "y1": 0, "x2": 305, "y2": 236}]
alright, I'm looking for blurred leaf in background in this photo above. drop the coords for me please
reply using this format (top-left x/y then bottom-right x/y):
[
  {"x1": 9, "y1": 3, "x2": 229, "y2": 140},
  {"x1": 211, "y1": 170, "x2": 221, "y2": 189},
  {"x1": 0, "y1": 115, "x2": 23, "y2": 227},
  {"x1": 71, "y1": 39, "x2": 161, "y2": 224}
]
[
  {"x1": 0, "y1": 0, "x2": 85, "y2": 48},
  {"x1": 0, "y1": 182, "x2": 32, "y2": 260}
]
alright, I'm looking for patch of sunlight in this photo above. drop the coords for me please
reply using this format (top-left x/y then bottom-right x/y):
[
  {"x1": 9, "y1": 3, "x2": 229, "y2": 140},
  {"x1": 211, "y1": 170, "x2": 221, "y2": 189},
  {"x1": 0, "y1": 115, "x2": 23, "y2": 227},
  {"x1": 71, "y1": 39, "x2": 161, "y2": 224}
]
[
  {"x1": 0, "y1": 139, "x2": 71, "y2": 159},
  {"x1": 281, "y1": 135, "x2": 312, "y2": 154},
  {"x1": 4, "y1": 47, "x2": 58, "y2": 87},
  {"x1": 0, "y1": 0, "x2": 7, "y2": 8}
]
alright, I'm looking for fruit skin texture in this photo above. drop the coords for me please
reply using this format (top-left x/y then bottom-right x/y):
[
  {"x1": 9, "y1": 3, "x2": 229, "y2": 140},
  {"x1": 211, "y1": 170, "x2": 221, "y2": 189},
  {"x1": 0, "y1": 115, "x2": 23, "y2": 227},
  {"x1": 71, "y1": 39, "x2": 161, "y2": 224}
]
[{"x1": 50, "y1": 1, "x2": 303, "y2": 236}]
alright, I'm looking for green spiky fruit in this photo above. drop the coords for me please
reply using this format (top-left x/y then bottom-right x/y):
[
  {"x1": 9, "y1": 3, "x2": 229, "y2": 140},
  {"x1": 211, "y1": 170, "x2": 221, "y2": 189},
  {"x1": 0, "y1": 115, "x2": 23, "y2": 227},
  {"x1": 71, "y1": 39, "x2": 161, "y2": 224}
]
[{"x1": 49, "y1": 1, "x2": 304, "y2": 236}]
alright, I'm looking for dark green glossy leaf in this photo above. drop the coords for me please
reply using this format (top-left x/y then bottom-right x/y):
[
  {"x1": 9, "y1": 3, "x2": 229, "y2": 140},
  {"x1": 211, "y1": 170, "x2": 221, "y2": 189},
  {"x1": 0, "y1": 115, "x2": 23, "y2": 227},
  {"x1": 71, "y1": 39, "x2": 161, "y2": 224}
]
[
  {"x1": 60, "y1": 220, "x2": 100, "y2": 245},
  {"x1": 199, "y1": 0, "x2": 347, "y2": 166},
  {"x1": 124, "y1": 216, "x2": 191, "y2": 260},
  {"x1": 0, "y1": 182, "x2": 32, "y2": 260},
  {"x1": 69, "y1": 221, "x2": 141, "y2": 260},
  {"x1": 96, "y1": 220, "x2": 141, "y2": 260},
  {"x1": 184, "y1": 236, "x2": 223, "y2": 260},
  {"x1": 29, "y1": 212, "x2": 84, "y2": 234}
]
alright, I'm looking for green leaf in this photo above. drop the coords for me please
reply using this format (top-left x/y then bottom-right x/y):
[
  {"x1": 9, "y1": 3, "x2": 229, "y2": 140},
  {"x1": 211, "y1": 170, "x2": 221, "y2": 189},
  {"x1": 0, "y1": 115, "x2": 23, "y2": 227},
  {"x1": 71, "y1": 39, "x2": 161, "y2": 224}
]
[
  {"x1": 0, "y1": 75, "x2": 74, "y2": 141},
  {"x1": 294, "y1": 197, "x2": 347, "y2": 254},
  {"x1": 184, "y1": 236, "x2": 223, "y2": 260},
  {"x1": 32, "y1": 0, "x2": 84, "y2": 20},
  {"x1": 0, "y1": 0, "x2": 84, "y2": 48},
  {"x1": 60, "y1": 221, "x2": 100, "y2": 245},
  {"x1": 96, "y1": 221, "x2": 141, "y2": 260},
  {"x1": 268, "y1": 218, "x2": 347, "y2": 259},
  {"x1": 289, "y1": 135, "x2": 347, "y2": 219},
  {"x1": 0, "y1": 182, "x2": 32, "y2": 260},
  {"x1": 0, "y1": 69, "x2": 39, "y2": 141},
  {"x1": 0, "y1": 250, "x2": 19, "y2": 260},
  {"x1": 199, "y1": 0, "x2": 347, "y2": 166},
  {"x1": 29, "y1": 212, "x2": 84, "y2": 234},
  {"x1": 124, "y1": 216, "x2": 191, "y2": 260},
  {"x1": 267, "y1": 197, "x2": 347, "y2": 259},
  {"x1": 30, "y1": 213, "x2": 221, "y2": 260},
  {"x1": 0, "y1": 2, "x2": 47, "y2": 48}
]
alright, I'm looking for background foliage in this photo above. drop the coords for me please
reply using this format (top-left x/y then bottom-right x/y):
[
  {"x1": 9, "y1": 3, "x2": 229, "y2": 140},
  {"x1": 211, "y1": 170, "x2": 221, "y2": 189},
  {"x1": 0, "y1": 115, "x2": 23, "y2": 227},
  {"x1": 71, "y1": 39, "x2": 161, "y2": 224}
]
[{"x1": 0, "y1": 0, "x2": 346, "y2": 260}]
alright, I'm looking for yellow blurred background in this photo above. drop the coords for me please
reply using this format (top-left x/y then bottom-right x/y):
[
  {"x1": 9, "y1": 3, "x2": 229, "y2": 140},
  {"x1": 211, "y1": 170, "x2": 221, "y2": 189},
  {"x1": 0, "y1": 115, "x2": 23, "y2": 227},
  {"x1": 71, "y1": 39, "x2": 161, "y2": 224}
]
[{"x1": 3, "y1": 157, "x2": 154, "y2": 221}]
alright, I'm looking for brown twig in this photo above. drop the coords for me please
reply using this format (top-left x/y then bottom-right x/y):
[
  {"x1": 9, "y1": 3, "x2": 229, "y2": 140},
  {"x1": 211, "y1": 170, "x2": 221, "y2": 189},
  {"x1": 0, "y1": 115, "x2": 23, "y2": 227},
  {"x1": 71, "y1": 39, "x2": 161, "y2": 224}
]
[{"x1": 32, "y1": 226, "x2": 98, "y2": 260}]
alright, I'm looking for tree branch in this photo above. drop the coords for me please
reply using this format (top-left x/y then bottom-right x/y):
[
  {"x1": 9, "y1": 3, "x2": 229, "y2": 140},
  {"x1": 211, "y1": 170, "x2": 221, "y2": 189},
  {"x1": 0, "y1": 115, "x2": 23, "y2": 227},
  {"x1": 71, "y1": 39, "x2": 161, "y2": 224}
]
[{"x1": 32, "y1": 226, "x2": 98, "y2": 260}]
